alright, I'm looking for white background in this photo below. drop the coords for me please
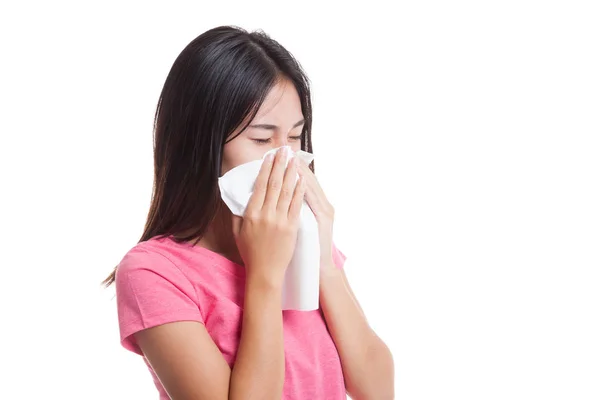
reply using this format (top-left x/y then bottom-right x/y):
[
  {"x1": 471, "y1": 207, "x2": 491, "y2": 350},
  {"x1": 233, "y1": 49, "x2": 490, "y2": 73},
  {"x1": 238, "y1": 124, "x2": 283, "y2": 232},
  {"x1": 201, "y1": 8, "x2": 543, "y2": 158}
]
[{"x1": 1, "y1": 1, "x2": 599, "y2": 399}]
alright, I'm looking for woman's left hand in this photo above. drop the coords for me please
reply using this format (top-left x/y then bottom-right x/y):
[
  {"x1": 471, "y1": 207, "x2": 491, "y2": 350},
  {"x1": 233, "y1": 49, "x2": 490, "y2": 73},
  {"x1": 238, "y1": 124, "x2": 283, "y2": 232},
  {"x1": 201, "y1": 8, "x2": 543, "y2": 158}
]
[{"x1": 297, "y1": 162, "x2": 336, "y2": 270}]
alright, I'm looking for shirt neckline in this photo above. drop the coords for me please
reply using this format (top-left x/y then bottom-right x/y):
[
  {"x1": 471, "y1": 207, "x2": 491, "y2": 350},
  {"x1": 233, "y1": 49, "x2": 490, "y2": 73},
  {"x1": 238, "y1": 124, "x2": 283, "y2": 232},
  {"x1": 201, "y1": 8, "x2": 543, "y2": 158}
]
[{"x1": 160, "y1": 235, "x2": 247, "y2": 278}]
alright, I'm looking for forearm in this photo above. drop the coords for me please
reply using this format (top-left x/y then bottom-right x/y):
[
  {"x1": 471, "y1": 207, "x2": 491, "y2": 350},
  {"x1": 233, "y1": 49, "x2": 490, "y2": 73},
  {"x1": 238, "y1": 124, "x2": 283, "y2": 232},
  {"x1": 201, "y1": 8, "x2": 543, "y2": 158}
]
[
  {"x1": 320, "y1": 266, "x2": 394, "y2": 400},
  {"x1": 229, "y1": 275, "x2": 284, "y2": 400}
]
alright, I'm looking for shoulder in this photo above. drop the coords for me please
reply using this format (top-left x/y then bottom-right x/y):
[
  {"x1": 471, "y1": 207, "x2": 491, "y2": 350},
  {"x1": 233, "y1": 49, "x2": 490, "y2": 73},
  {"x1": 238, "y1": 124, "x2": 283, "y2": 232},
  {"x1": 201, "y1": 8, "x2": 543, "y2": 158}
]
[
  {"x1": 116, "y1": 236, "x2": 186, "y2": 279},
  {"x1": 114, "y1": 236, "x2": 199, "y2": 299},
  {"x1": 114, "y1": 237, "x2": 206, "y2": 354}
]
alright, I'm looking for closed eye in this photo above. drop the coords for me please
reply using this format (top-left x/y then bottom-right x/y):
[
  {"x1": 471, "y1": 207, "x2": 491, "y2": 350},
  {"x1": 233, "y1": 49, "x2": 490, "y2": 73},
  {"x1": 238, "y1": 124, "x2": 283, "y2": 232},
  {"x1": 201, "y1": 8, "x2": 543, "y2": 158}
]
[
  {"x1": 252, "y1": 138, "x2": 271, "y2": 144},
  {"x1": 251, "y1": 135, "x2": 302, "y2": 145}
]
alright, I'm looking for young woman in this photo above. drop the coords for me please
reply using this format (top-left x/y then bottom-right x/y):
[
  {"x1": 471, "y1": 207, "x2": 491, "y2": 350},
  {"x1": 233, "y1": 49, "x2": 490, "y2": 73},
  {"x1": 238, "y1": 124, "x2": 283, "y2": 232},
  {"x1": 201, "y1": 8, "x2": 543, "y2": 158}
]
[{"x1": 104, "y1": 25, "x2": 394, "y2": 400}]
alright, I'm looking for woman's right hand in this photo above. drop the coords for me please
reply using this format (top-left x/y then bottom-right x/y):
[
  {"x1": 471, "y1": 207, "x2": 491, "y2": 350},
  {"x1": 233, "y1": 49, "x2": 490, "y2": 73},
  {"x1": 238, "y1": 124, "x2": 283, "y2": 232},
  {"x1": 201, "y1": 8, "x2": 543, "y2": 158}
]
[{"x1": 232, "y1": 147, "x2": 306, "y2": 287}]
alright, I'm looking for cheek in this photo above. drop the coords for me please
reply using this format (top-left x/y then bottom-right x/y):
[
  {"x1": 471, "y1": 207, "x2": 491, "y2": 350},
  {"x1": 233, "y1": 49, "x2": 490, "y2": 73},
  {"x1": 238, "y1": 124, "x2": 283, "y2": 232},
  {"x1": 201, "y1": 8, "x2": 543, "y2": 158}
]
[
  {"x1": 221, "y1": 141, "x2": 268, "y2": 175},
  {"x1": 221, "y1": 143, "x2": 240, "y2": 176},
  {"x1": 290, "y1": 141, "x2": 302, "y2": 152}
]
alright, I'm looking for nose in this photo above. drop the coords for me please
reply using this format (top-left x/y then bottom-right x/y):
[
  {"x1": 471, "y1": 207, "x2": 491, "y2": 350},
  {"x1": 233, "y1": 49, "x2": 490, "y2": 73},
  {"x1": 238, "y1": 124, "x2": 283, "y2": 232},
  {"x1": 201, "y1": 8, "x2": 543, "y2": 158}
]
[{"x1": 273, "y1": 136, "x2": 288, "y2": 149}]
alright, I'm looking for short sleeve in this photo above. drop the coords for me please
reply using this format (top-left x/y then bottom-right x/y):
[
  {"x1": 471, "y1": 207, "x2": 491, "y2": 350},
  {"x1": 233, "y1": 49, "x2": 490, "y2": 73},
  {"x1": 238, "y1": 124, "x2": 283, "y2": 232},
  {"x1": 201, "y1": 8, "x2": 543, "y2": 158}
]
[
  {"x1": 332, "y1": 243, "x2": 347, "y2": 269},
  {"x1": 115, "y1": 248, "x2": 204, "y2": 355}
]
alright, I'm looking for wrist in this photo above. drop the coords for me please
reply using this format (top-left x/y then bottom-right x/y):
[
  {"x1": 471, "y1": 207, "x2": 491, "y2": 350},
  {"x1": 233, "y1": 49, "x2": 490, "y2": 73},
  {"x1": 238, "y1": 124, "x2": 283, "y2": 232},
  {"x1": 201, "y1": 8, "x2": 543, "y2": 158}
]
[
  {"x1": 244, "y1": 274, "x2": 283, "y2": 314},
  {"x1": 246, "y1": 269, "x2": 284, "y2": 293},
  {"x1": 320, "y1": 255, "x2": 337, "y2": 272},
  {"x1": 320, "y1": 261, "x2": 342, "y2": 282}
]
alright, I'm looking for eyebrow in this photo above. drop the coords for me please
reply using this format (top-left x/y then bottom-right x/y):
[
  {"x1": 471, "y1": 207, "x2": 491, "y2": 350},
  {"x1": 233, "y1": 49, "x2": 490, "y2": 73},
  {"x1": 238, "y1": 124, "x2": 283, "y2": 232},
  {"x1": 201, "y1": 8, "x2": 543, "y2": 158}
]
[{"x1": 249, "y1": 118, "x2": 305, "y2": 131}]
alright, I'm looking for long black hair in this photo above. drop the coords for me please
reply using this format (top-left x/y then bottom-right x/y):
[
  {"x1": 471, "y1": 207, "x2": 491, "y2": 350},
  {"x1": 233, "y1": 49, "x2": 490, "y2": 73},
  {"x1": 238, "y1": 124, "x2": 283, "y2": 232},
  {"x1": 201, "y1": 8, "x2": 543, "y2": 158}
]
[{"x1": 103, "y1": 25, "x2": 313, "y2": 286}]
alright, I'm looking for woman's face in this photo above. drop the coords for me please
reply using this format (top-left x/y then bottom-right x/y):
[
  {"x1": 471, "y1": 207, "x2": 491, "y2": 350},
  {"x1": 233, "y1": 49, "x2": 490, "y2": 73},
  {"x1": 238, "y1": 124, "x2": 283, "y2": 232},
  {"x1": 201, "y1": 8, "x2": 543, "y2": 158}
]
[{"x1": 221, "y1": 79, "x2": 305, "y2": 175}]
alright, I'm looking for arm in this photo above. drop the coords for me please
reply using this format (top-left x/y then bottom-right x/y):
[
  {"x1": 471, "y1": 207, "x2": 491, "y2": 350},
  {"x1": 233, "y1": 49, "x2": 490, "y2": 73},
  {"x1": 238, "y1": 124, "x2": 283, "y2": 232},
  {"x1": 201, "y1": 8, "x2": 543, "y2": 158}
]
[
  {"x1": 229, "y1": 277, "x2": 284, "y2": 399},
  {"x1": 134, "y1": 322, "x2": 230, "y2": 400},
  {"x1": 134, "y1": 277, "x2": 284, "y2": 400},
  {"x1": 296, "y1": 161, "x2": 394, "y2": 399},
  {"x1": 319, "y1": 264, "x2": 395, "y2": 400}
]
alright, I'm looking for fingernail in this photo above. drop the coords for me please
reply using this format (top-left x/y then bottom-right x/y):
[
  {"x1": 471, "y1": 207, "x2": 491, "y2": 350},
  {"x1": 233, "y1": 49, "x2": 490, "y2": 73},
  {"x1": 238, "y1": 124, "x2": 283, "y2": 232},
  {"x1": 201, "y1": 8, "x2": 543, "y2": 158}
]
[{"x1": 266, "y1": 153, "x2": 274, "y2": 162}]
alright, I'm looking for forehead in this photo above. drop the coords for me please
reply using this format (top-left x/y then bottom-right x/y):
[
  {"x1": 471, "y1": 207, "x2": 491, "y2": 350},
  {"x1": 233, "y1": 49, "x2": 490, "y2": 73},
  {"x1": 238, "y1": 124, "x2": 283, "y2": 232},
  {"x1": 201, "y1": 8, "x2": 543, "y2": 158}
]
[{"x1": 253, "y1": 79, "x2": 302, "y2": 121}]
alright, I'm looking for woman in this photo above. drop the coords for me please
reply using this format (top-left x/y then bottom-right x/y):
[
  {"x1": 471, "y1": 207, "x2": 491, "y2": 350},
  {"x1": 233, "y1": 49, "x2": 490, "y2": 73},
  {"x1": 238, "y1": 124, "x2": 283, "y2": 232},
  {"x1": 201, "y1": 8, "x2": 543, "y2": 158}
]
[{"x1": 104, "y1": 25, "x2": 394, "y2": 400}]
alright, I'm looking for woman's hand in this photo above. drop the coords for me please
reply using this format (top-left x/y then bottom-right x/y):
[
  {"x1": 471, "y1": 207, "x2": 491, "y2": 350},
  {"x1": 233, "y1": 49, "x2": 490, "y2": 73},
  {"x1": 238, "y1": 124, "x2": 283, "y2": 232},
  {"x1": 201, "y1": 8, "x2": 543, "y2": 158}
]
[
  {"x1": 297, "y1": 162, "x2": 336, "y2": 269},
  {"x1": 232, "y1": 147, "x2": 306, "y2": 287}
]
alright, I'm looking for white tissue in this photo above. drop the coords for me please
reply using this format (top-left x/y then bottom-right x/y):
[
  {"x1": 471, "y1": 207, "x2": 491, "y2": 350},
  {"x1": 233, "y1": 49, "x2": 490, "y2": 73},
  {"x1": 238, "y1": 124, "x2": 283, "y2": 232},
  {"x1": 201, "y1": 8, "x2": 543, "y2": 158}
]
[{"x1": 218, "y1": 146, "x2": 320, "y2": 311}]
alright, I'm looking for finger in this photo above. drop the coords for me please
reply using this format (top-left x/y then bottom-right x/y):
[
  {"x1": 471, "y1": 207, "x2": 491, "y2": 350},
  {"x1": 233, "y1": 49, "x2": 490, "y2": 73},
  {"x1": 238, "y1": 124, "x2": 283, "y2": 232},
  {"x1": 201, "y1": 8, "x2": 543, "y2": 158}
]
[
  {"x1": 263, "y1": 147, "x2": 288, "y2": 210},
  {"x1": 298, "y1": 162, "x2": 325, "y2": 198},
  {"x1": 302, "y1": 179, "x2": 322, "y2": 217},
  {"x1": 288, "y1": 175, "x2": 307, "y2": 221},
  {"x1": 247, "y1": 152, "x2": 275, "y2": 212},
  {"x1": 297, "y1": 165, "x2": 325, "y2": 217},
  {"x1": 276, "y1": 155, "x2": 298, "y2": 214}
]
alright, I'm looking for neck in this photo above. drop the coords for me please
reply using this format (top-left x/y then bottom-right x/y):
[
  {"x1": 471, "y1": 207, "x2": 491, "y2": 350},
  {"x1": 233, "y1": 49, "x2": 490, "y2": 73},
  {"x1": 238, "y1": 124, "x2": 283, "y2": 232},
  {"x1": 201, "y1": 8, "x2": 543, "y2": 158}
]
[{"x1": 198, "y1": 202, "x2": 243, "y2": 265}]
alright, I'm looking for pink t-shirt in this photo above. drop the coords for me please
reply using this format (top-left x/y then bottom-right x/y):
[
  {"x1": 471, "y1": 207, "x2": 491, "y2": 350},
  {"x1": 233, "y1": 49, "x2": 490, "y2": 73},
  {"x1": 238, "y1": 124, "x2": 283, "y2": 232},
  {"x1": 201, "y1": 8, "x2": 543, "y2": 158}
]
[{"x1": 115, "y1": 235, "x2": 347, "y2": 399}]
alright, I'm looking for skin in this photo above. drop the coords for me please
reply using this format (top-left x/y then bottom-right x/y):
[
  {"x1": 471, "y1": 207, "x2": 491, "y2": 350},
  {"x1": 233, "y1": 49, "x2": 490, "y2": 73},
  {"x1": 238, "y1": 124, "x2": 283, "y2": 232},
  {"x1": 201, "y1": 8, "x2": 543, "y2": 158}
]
[{"x1": 134, "y1": 78, "x2": 395, "y2": 399}]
